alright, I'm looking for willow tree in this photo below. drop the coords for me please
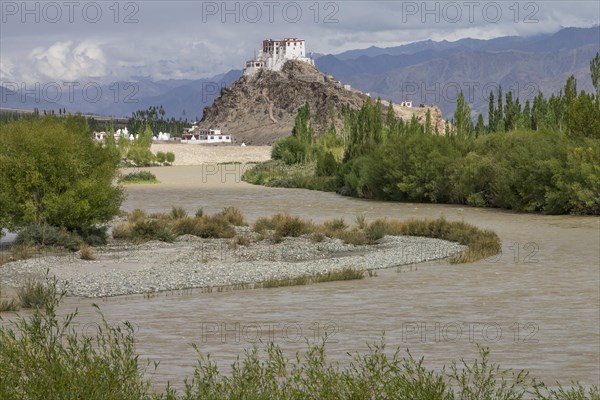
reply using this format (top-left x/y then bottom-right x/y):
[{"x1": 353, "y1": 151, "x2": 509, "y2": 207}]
[{"x1": 0, "y1": 116, "x2": 124, "y2": 232}]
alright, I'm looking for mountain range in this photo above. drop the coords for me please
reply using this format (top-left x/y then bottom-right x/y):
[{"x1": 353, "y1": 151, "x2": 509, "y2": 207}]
[{"x1": 1, "y1": 26, "x2": 598, "y2": 121}]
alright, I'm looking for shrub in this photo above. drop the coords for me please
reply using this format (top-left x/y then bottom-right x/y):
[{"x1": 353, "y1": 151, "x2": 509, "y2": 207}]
[
  {"x1": 0, "y1": 286, "x2": 19, "y2": 312},
  {"x1": 169, "y1": 206, "x2": 188, "y2": 220},
  {"x1": 165, "y1": 152, "x2": 175, "y2": 164},
  {"x1": 126, "y1": 145, "x2": 156, "y2": 167},
  {"x1": 355, "y1": 214, "x2": 367, "y2": 229},
  {"x1": 131, "y1": 220, "x2": 175, "y2": 243},
  {"x1": 172, "y1": 216, "x2": 201, "y2": 236},
  {"x1": 79, "y1": 244, "x2": 97, "y2": 260},
  {"x1": 316, "y1": 150, "x2": 339, "y2": 176},
  {"x1": 315, "y1": 267, "x2": 365, "y2": 282},
  {"x1": 76, "y1": 226, "x2": 109, "y2": 246},
  {"x1": 195, "y1": 207, "x2": 204, "y2": 218},
  {"x1": 232, "y1": 235, "x2": 250, "y2": 247},
  {"x1": 196, "y1": 216, "x2": 236, "y2": 239},
  {"x1": 127, "y1": 209, "x2": 147, "y2": 224},
  {"x1": 335, "y1": 228, "x2": 370, "y2": 246},
  {"x1": 323, "y1": 218, "x2": 347, "y2": 232},
  {"x1": 121, "y1": 171, "x2": 158, "y2": 184},
  {"x1": 270, "y1": 213, "x2": 313, "y2": 237},
  {"x1": 156, "y1": 151, "x2": 166, "y2": 164},
  {"x1": 14, "y1": 224, "x2": 81, "y2": 251},
  {"x1": 271, "y1": 136, "x2": 309, "y2": 164},
  {"x1": 365, "y1": 219, "x2": 389, "y2": 242},
  {"x1": 217, "y1": 206, "x2": 247, "y2": 226},
  {"x1": 111, "y1": 222, "x2": 133, "y2": 240},
  {"x1": 1, "y1": 279, "x2": 153, "y2": 399},
  {"x1": 17, "y1": 279, "x2": 53, "y2": 309}
]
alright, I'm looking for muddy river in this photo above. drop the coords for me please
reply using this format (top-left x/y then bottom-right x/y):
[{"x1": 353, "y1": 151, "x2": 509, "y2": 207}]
[{"x1": 5, "y1": 165, "x2": 600, "y2": 389}]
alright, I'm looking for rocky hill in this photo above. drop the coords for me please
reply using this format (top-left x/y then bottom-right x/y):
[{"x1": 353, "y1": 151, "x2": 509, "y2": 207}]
[{"x1": 197, "y1": 61, "x2": 445, "y2": 145}]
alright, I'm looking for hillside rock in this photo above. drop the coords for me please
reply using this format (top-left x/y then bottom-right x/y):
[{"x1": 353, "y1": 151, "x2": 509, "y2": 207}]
[{"x1": 197, "y1": 60, "x2": 445, "y2": 145}]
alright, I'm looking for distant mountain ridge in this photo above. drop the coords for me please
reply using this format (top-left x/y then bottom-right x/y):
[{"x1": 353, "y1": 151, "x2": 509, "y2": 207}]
[
  {"x1": 315, "y1": 26, "x2": 600, "y2": 118},
  {"x1": 1, "y1": 26, "x2": 598, "y2": 121}
]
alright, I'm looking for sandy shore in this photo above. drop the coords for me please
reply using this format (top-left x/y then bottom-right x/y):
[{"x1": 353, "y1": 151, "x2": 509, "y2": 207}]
[{"x1": 151, "y1": 144, "x2": 271, "y2": 166}]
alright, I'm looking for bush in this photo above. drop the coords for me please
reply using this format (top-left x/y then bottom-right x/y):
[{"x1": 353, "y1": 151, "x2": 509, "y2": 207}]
[
  {"x1": 126, "y1": 145, "x2": 156, "y2": 167},
  {"x1": 79, "y1": 244, "x2": 97, "y2": 260},
  {"x1": 76, "y1": 226, "x2": 109, "y2": 246},
  {"x1": 196, "y1": 216, "x2": 235, "y2": 239},
  {"x1": 195, "y1": 207, "x2": 204, "y2": 218},
  {"x1": 15, "y1": 224, "x2": 81, "y2": 251},
  {"x1": 170, "y1": 206, "x2": 188, "y2": 220},
  {"x1": 253, "y1": 214, "x2": 315, "y2": 239},
  {"x1": 156, "y1": 151, "x2": 166, "y2": 164},
  {"x1": 165, "y1": 152, "x2": 175, "y2": 164},
  {"x1": 217, "y1": 206, "x2": 247, "y2": 226},
  {"x1": 0, "y1": 116, "x2": 123, "y2": 233},
  {"x1": 17, "y1": 279, "x2": 53, "y2": 309},
  {"x1": 131, "y1": 220, "x2": 175, "y2": 243},
  {"x1": 127, "y1": 209, "x2": 147, "y2": 224},
  {"x1": 112, "y1": 222, "x2": 133, "y2": 240},
  {"x1": 122, "y1": 171, "x2": 158, "y2": 184},
  {"x1": 316, "y1": 150, "x2": 339, "y2": 176},
  {"x1": 1, "y1": 279, "x2": 153, "y2": 399},
  {"x1": 271, "y1": 136, "x2": 309, "y2": 165}
]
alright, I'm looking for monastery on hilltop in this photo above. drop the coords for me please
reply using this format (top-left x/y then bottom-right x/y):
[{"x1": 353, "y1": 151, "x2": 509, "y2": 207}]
[{"x1": 243, "y1": 38, "x2": 315, "y2": 76}]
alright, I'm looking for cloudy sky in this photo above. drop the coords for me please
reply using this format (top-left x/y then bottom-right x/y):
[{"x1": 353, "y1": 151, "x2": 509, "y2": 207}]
[{"x1": 1, "y1": 1, "x2": 599, "y2": 84}]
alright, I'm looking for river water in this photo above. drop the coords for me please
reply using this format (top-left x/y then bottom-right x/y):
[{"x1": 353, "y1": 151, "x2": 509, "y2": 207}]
[{"x1": 7, "y1": 165, "x2": 600, "y2": 390}]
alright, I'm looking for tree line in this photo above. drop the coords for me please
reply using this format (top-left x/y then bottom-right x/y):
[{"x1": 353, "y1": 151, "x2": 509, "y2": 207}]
[{"x1": 269, "y1": 53, "x2": 600, "y2": 215}]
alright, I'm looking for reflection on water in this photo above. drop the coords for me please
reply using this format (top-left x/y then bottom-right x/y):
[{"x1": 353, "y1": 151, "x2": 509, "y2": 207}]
[{"x1": 6, "y1": 166, "x2": 600, "y2": 389}]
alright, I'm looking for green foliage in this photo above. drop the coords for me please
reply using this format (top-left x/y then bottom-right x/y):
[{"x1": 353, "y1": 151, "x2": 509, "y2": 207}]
[
  {"x1": 166, "y1": 152, "x2": 175, "y2": 164},
  {"x1": 271, "y1": 136, "x2": 309, "y2": 164},
  {"x1": 0, "y1": 116, "x2": 124, "y2": 232},
  {"x1": 17, "y1": 278, "x2": 54, "y2": 309},
  {"x1": 122, "y1": 171, "x2": 159, "y2": 184},
  {"x1": 156, "y1": 151, "x2": 166, "y2": 164},
  {"x1": 316, "y1": 150, "x2": 339, "y2": 176},
  {"x1": 0, "y1": 278, "x2": 153, "y2": 399},
  {"x1": 14, "y1": 224, "x2": 82, "y2": 251},
  {"x1": 566, "y1": 91, "x2": 600, "y2": 139}
]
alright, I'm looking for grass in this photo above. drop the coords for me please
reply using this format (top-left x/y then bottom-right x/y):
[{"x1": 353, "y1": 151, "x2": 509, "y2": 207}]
[
  {"x1": 121, "y1": 171, "x2": 159, "y2": 184},
  {"x1": 79, "y1": 244, "x2": 97, "y2": 260},
  {"x1": 114, "y1": 207, "x2": 500, "y2": 264},
  {"x1": 17, "y1": 278, "x2": 54, "y2": 309},
  {"x1": 1, "y1": 281, "x2": 597, "y2": 399},
  {"x1": 262, "y1": 267, "x2": 365, "y2": 289},
  {"x1": 0, "y1": 286, "x2": 19, "y2": 312}
]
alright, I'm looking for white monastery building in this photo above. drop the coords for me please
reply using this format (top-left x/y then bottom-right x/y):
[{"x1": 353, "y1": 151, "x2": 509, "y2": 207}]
[{"x1": 244, "y1": 38, "x2": 315, "y2": 77}]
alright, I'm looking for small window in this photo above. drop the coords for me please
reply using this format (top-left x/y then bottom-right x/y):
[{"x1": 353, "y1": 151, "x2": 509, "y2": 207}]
[
  {"x1": 210, "y1": 136, "x2": 214, "y2": 140},
  {"x1": 226, "y1": 136, "x2": 230, "y2": 140}
]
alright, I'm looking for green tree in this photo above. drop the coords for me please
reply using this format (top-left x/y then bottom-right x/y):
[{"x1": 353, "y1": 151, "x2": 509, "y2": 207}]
[
  {"x1": 0, "y1": 116, "x2": 123, "y2": 232},
  {"x1": 487, "y1": 91, "x2": 496, "y2": 132},
  {"x1": 566, "y1": 91, "x2": 600, "y2": 139},
  {"x1": 590, "y1": 52, "x2": 600, "y2": 105},
  {"x1": 453, "y1": 91, "x2": 473, "y2": 137}
]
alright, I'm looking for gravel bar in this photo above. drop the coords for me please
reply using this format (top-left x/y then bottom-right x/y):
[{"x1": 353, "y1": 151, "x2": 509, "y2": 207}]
[{"x1": 0, "y1": 233, "x2": 466, "y2": 298}]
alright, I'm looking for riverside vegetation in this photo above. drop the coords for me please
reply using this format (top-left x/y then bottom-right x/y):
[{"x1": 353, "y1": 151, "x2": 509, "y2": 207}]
[
  {"x1": 244, "y1": 54, "x2": 600, "y2": 215},
  {"x1": 0, "y1": 278, "x2": 598, "y2": 399}
]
